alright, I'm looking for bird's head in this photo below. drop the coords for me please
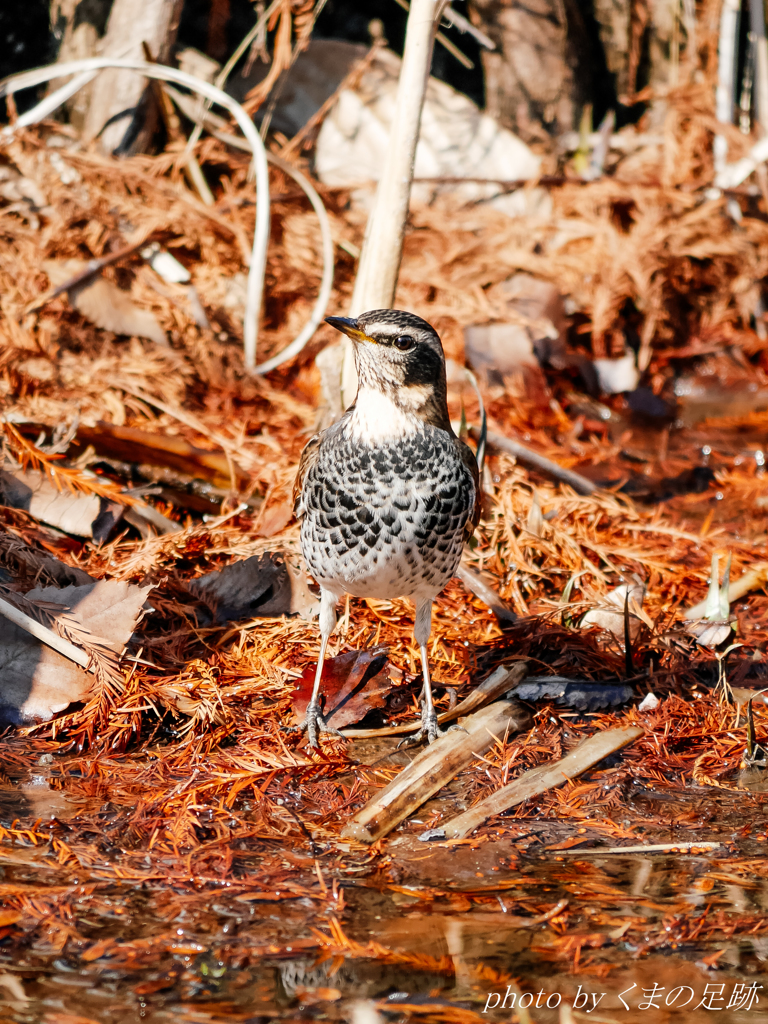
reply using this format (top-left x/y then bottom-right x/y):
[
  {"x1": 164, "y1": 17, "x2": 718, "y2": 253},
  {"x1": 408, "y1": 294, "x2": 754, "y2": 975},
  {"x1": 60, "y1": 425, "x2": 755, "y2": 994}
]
[{"x1": 325, "y1": 309, "x2": 450, "y2": 428}]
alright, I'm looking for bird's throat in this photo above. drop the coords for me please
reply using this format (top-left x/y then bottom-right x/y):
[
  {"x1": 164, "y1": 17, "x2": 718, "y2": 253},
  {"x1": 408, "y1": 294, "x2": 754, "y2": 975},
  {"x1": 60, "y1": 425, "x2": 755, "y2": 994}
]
[{"x1": 346, "y1": 386, "x2": 450, "y2": 443}]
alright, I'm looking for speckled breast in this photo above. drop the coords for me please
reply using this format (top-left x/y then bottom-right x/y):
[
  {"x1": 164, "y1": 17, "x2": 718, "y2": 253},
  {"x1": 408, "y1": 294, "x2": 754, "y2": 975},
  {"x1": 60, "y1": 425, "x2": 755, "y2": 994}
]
[{"x1": 300, "y1": 425, "x2": 475, "y2": 600}]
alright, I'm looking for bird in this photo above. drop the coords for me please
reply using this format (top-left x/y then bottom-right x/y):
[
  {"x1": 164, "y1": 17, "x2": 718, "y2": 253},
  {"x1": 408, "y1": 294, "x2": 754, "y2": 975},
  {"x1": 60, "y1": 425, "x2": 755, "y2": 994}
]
[{"x1": 292, "y1": 309, "x2": 480, "y2": 747}]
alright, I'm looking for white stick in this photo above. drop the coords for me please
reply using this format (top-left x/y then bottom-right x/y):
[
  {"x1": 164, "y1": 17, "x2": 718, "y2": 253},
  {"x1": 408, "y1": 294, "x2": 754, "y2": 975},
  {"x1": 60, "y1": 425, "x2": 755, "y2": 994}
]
[
  {"x1": 0, "y1": 595, "x2": 90, "y2": 669},
  {"x1": 751, "y1": 0, "x2": 768, "y2": 135},
  {"x1": 714, "y1": 0, "x2": 741, "y2": 173},
  {"x1": 560, "y1": 841, "x2": 722, "y2": 855},
  {"x1": 341, "y1": 0, "x2": 446, "y2": 406}
]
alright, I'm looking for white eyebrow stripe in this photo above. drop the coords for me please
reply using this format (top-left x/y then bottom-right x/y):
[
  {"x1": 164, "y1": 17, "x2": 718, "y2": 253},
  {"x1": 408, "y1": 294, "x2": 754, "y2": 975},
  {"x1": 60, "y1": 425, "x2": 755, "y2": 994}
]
[{"x1": 365, "y1": 323, "x2": 409, "y2": 337}]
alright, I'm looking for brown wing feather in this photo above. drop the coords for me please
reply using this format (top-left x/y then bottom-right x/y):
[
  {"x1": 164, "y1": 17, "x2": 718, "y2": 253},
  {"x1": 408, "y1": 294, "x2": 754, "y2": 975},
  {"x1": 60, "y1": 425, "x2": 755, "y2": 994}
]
[
  {"x1": 456, "y1": 437, "x2": 481, "y2": 542},
  {"x1": 292, "y1": 432, "x2": 322, "y2": 520}
]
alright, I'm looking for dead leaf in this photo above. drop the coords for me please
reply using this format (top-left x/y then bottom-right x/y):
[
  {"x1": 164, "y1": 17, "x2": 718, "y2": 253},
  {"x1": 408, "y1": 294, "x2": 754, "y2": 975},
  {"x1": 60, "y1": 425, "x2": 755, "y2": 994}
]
[
  {"x1": 292, "y1": 647, "x2": 395, "y2": 730},
  {"x1": 41, "y1": 259, "x2": 166, "y2": 346},
  {"x1": 0, "y1": 468, "x2": 105, "y2": 539},
  {"x1": 190, "y1": 552, "x2": 319, "y2": 622},
  {"x1": 684, "y1": 618, "x2": 734, "y2": 647},
  {"x1": 255, "y1": 498, "x2": 294, "y2": 538},
  {"x1": 0, "y1": 580, "x2": 151, "y2": 724},
  {"x1": 545, "y1": 836, "x2": 592, "y2": 851},
  {"x1": 580, "y1": 577, "x2": 649, "y2": 639}
]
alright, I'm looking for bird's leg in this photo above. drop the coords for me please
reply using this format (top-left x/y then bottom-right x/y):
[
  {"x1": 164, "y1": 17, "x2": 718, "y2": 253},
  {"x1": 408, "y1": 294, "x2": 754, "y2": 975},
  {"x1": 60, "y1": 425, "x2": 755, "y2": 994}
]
[
  {"x1": 298, "y1": 588, "x2": 342, "y2": 747},
  {"x1": 403, "y1": 598, "x2": 446, "y2": 744},
  {"x1": 404, "y1": 599, "x2": 467, "y2": 746}
]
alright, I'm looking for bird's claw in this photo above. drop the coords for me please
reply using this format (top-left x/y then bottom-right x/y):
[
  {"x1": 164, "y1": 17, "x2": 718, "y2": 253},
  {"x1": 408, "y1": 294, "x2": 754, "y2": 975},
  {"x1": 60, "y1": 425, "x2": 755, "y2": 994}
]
[
  {"x1": 400, "y1": 703, "x2": 468, "y2": 747},
  {"x1": 294, "y1": 699, "x2": 344, "y2": 748}
]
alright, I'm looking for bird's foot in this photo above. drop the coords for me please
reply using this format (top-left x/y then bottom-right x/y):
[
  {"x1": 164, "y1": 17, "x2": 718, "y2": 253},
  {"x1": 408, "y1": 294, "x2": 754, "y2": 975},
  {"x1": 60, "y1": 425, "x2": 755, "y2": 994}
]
[
  {"x1": 293, "y1": 699, "x2": 344, "y2": 748},
  {"x1": 402, "y1": 703, "x2": 468, "y2": 747}
]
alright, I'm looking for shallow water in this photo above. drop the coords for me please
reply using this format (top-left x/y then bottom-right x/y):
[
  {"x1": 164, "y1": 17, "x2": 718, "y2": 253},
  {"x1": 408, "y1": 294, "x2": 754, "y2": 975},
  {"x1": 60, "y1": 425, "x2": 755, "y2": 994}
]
[{"x1": 1, "y1": 763, "x2": 768, "y2": 1024}]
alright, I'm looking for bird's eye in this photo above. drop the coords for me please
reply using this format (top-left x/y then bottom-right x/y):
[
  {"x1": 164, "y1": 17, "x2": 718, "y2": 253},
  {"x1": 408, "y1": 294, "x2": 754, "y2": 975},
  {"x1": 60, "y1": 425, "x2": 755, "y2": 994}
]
[{"x1": 394, "y1": 335, "x2": 415, "y2": 351}]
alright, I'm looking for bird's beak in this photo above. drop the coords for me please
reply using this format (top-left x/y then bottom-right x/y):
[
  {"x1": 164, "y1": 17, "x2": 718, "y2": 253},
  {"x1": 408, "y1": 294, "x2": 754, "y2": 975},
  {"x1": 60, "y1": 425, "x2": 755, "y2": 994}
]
[{"x1": 325, "y1": 316, "x2": 377, "y2": 343}]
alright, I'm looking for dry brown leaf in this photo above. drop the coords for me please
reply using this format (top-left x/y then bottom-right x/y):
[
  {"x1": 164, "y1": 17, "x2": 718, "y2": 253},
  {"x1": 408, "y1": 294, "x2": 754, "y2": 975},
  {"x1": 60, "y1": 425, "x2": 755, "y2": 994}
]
[
  {"x1": 580, "y1": 578, "x2": 649, "y2": 640},
  {"x1": 291, "y1": 647, "x2": 395, "y2": 730},
  {"x1": 0, "y1": 580, "x2": 152, "y2": 724},
  {"x1": 0, "y1": 468, "x2": 104, "y2": 539},
  {"x1": 41, "y1": 259, "x2": 166, "y2": 345},
  {"x1": 189, "y1": 552, "x2": 319, "y2": 622}
]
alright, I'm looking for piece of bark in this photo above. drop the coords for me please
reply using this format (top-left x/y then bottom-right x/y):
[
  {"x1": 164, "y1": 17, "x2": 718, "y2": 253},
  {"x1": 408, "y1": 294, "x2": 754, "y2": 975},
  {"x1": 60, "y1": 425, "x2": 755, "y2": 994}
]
[
  {"x1": 510, "y1": 677, "x2": 633, "y2": 711},
  {"x1": 468, "y1": 0, "x2": 585, "y2": 140},
  {"x1": 439, "y1": 725, "x2": 643, "y2": 839},
  {"x1": 341, "y1": 699, "x2": 531, "y2": 843},
  {"x1": 0, "y1": 580, "x2": 151, "y2": 724}
]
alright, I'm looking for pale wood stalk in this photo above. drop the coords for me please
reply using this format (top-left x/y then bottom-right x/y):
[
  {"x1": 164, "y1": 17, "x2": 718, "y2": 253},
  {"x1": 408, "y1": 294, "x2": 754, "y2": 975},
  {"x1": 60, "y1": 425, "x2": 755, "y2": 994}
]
[
  {"x1": 341, "y1": 699, "x2": 530, "y2": 843},
  {"x1": 440, "y1": 726, "x2": 643, "y2": 839},
  {"x1": 340, "y1": 0, "x2": 447, "y2": 407}
]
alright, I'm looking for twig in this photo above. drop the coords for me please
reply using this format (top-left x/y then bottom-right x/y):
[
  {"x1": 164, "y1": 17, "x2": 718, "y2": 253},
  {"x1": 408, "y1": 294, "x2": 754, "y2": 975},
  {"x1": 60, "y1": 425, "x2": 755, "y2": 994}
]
[
  {"x1": 277, "y1": 42, "x2": 383, "y2": 159},
  {"x1": 0, "y1": 594, "x2": 90, "y2": 669},
  {"x1": 560, "y1": 841, "x2": 722, "y2": 855},
  {"x1": 442, "y1": 5, "x2": 495, "y2": 49},
  {"x1": 439, "y1": 726, "x2": 644, "y2": 839},
  {"x1": 393, "y1": 0, "x2": 474, "y2": 68},
  {"x1": 345, "y1": 0, "x2": 447, "y2": 404},
  {"x1": 456, "y1": 563, "x2": 516, "y2": 624},
  {"x1": 24, "y1": 235, "x2": 152, "y2": 314},
  {"x1": 751, "y1": 0, "x2": 768, "y2": 134},
  {"x1": 714, "y1": 0, "x2": 740, "y2": 172},
  {"x1": 473, "y1": 427, "x2": 597, "y2": 495}
]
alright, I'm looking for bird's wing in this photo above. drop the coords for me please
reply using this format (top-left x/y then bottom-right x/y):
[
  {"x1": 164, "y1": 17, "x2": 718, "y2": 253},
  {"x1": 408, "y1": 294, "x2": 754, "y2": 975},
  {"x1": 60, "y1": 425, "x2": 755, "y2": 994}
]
[
  {"x1": 457, "y1": 437, "x2": 481, "y2": 542},
  {"x1": 292, "y1": 432, "x2": 322, "y2": 520}
]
